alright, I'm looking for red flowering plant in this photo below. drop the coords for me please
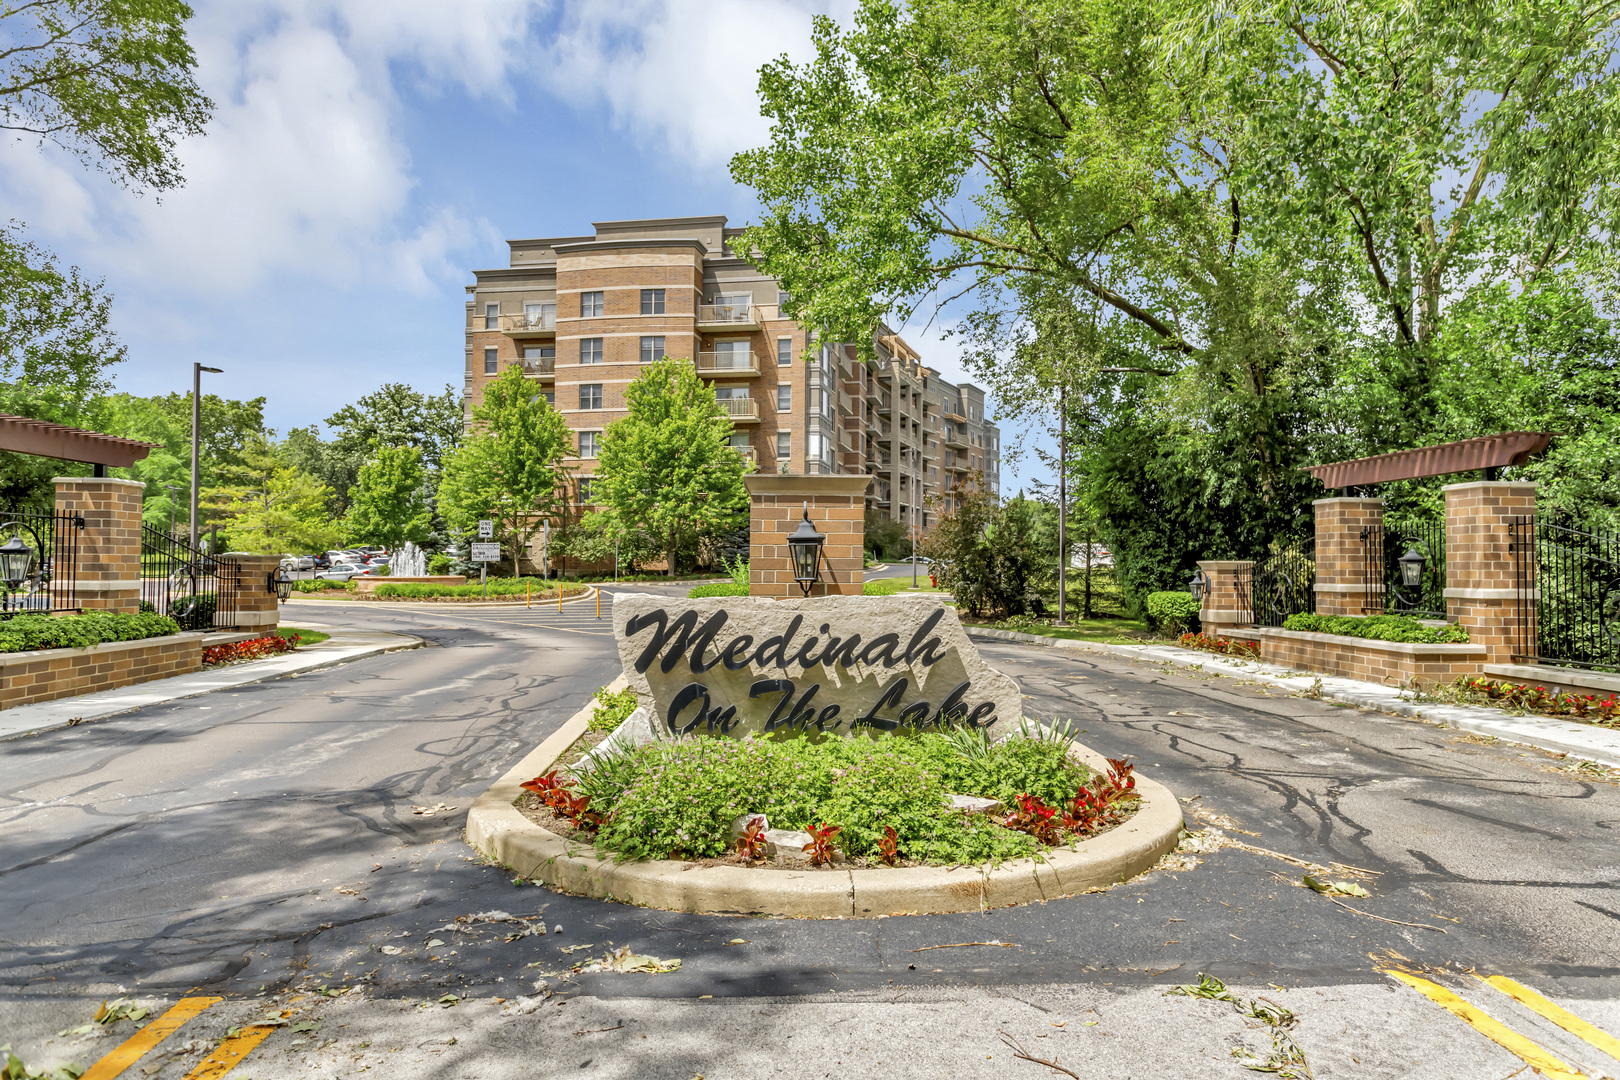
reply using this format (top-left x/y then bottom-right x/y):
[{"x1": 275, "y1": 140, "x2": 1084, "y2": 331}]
[
  {"x1": 1453, "y1": 678, "x2": 1619, "y2": 727},
  {"x1": 1008, "y1": 757, "x2": 1141, "y2": 846},
  {"x1": 1178, "y1": 632, "x2": 1261, "y2": 658},
  {"x1": 735, "y1": 818, "x2": 768, "y2": 860},
  {"x1": 877, "y1": 825, "x2": 901, "y2": 866},
  {"x1": 802, "y1": 824, "x2": 842, "y2": 866},
  {"x1": 202, "y1": 633, "x2": 298, "y2": 666}
]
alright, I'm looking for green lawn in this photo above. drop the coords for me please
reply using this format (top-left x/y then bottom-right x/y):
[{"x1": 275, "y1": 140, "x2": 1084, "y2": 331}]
[
  {"x1": 278, "y1": 626, "x2": 330, "y2": 646},
  {"x1": 978, "y1": 616, "x2": 1156, "y2": 645}
]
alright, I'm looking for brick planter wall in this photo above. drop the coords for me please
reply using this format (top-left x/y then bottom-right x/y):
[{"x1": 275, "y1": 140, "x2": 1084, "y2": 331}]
[
  {"x1": 1251, "y1": 626, "x2": 1486, "y2": 687},
  {"x1": 0, "y1": 632, "x2": 206, "y2": 710}
]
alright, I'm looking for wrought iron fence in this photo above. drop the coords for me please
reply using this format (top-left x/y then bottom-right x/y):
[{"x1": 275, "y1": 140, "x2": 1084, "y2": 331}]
[
  {"x1": 1510, "y1": 517, "x2": 1620, "y2": 672},
  {"x1": 1361, "y1": 517, "x2": 1447, "y2": 619},
  {"x1": 0, "y1": 510, "x2": 84, "y2": 615},
  {"x1": 1243, "y1": 537, "x2": 1317, "y2": 627},
  {"x1": 141, "y1": 525, "x2": 240, "y2": 631}
]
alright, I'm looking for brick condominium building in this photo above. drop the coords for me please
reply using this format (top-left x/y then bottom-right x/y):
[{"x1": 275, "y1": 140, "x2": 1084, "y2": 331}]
[{"x1": 462, "y1": 215, "x2": 1000, "y2": 535}]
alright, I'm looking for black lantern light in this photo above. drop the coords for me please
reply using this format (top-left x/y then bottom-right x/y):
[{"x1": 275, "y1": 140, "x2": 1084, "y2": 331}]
[
  {"x1": 786, "y1": 502, "x2": 826, "y2": 596},
  {"x1": 269, "y1": 566, "x2": 295, "y2": 602},
  {"x1": 1398, "y1": 546, "x2": 1426, "y2": 590},
  {"x1": 1188, "y1": 568, "x2": 1208, "y2": 602},
  {"x1": 0, "y1": 535, "x2": 36, "y2": 591}
]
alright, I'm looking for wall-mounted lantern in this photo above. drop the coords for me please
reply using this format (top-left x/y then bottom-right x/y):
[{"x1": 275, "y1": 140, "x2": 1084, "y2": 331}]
[
  {"x1": 786, "y1": 502, "x2": 826, "y2": 596},
  {"x1": 1188, "y1": 568, "x2": 1208, "y2": 602},
  {"x1": 1398, "y1": 546, "x2": 1426, "y2": 591},
  {"x1": 269, "y1": 566, "x2": 294, "y2": 602},
  {"x1": 0, "y1": 535, "x2": 36, "y2": 592}
]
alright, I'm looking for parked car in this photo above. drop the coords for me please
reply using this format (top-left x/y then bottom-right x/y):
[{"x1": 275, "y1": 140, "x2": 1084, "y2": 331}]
[
  {"x1": 280, "y1": 555, "x2": 315, "y2": 571},
  {"x1": 315, "y1": 563, "x2": 371, "y2": 581}
]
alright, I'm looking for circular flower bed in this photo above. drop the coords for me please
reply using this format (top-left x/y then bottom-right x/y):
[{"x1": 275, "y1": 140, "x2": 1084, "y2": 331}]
[{"x1": 515, "y1": 728, "x2": 1140, "y2": 869}]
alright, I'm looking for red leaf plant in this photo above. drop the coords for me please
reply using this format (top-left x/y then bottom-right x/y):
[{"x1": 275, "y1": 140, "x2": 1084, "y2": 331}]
[
  {"x1": 1006, "y1": 793, "x2": 1062, "y2": 845},
  {"x1": 203, "y1": 634, "x2": 298, "y2": 666},
  {"x1": 802, "y1": 824, "x2": 842, "y2": 866},
  {"x1": 877, "y1": 825, "x2": 900, "y2": 866},
  {"x1": 736, "y1": 818, "x2": 768, "y2": 860}
]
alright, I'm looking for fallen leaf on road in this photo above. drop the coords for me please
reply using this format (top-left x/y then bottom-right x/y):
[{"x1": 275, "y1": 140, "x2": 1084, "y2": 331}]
[
  {"x1": 412, "y1": 804, "x2": 457, "y2": 816},
  {"x1": 439, "y1": 994, "x2": 460, "y2": 1007},
  {"x1": 725, "y1": 939, "x2": 750, "y2": 945},
  {"x1": 335, "y1": 887, "x2": 365, "y2": 899},
  {"x1": 426, "y1": 939, "x2": 446, "y2": 948},
  {"x1": 289, "y1": 1021, "x2": 319, "y2": 1034},
  {"x1": 381, "y1": 946, "x2": 404, "y2": 955},
  {"x1": 910, "y1": 941, "x2": 1019, "y2": 952},
  {"x1": 558, "y1": 943, "x2": 595, "y2": 954},
  {"x1": 1302, "y1": 875, "x2": 1370, "y2": 897},
  {"x1": 573, "y1": 946, "x2": 681, "y2": 974}
]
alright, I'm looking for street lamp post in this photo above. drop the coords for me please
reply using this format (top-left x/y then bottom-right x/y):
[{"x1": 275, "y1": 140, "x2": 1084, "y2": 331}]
[
  {"x1": 191, "y1": 363, "x2": 223, "y2": 550},
  {"x1": 1055, "y1": 383, "x2": 1068, "y2": 626}
]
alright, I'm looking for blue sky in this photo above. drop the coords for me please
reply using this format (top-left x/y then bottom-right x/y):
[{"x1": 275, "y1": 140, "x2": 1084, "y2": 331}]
[{"x1": 0, "y1": 0, "x2": 1058, "y2": 495}]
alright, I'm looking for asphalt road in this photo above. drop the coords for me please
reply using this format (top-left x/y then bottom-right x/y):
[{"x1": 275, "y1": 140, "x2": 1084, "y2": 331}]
[{"x1": 3, "y1": 589, "x2": 1619, "y2": 1078}]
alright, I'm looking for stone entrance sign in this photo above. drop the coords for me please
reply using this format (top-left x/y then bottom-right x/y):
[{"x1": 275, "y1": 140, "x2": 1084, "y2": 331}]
[{"x1": 612, "y1": 594, "x2": 1022, "y2": 740}]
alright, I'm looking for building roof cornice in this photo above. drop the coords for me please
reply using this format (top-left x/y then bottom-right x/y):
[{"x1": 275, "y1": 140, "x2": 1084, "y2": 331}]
[{"x1": 553, "y1": 237, "x2": 710, "y2": 255}]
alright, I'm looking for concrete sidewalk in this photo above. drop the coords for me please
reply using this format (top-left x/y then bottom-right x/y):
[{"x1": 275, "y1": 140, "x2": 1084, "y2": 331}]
[
  {"x1": 967, "y1": 626, "x2": 1620, "y2": 769},
  {"x1": 0, "y1": 627, "x2": 425, "y2": 741}
]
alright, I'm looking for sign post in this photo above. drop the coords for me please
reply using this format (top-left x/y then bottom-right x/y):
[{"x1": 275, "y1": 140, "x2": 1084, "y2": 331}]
[{"x1": 471, "y1": 539, "x2": 499, "y2": 598}]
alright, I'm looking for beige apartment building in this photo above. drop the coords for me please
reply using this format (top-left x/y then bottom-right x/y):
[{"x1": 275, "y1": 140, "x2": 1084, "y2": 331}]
[{"x1": 462, "y1": 214, "x2": 999, "y2": 539}]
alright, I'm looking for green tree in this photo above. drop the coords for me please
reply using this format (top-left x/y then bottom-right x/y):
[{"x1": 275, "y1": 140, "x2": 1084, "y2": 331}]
[
  {"x1": 204, "y1": 464, "x2": 342, "y2": 555},
  {"x1": 0, "y1": 0, "x2": 213, "y2": 193},
  {"x1": 344, "y1": 445, "x2": 430, "y2": 549},
  {"x1": 437, "y1": 365, "x2": 571, "y2": 572},
  {"x1": 596, "y1": 359, "x2": 752, "y2": 577},
  {"x1": 325, "y1": 383, "x2": 463, "y2": 473},
  {"x1": 102, "y1": 392, "x2": 269, "y2": 530}
]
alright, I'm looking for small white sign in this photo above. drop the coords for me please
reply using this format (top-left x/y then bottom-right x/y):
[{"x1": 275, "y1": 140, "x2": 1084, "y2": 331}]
[
  {"x1": 470, "y1": 542, "x2": 500, "y2": 562},
  {"x1": 477, "y1": 519, "x2": 493, "y2": 538}
]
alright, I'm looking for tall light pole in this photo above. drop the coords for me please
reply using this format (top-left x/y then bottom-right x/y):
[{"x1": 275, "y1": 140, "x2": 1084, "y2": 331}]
[
  {"x1": 909, "y1": 442, "x2": 921, "y2": 590},
  {"x1": 1055, "y1": 383, "x2": 1068, "y2": 626},
  {"x1": 191, "y1": 363, "x2": 223, "y2": 550}
]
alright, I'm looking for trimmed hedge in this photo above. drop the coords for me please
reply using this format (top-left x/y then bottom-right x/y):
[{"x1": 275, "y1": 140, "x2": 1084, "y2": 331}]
[
  {"x1": 373, "y1": 579, "x2": 586, "y2": 599},
  {"x1": 1281, "y1": 613, "x2": 1470, "y2": 644},
  {"x1": 687, "y1": 579, "x2": 905, "y2": 599},
  {"x1": 0, "y1": 611, "x2": 182, "y2": 654},
  {"x1": 1146, "y1": 591, "x2": 1201, "y2": 635}
]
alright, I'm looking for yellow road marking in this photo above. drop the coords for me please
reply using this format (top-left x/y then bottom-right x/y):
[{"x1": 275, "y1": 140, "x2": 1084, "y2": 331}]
[
  {"x1": 81, "y1": 996, "x2": 221, "y2": 1080},
  {"x1": 1386, "y1": 970, "x2": 1588, "y2": 1079},
  {"x1": 181, "y1": 1024, "x2": 276, "y2": 1079},
  {"x1": 1481, "y1": 974, "x2": 1620, "y2": 1062}
]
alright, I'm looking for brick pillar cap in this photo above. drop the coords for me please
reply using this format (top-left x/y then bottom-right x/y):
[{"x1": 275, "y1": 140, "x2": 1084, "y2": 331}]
[
  {"x1": 1311, "y1": 497, "x2": 1384, "y2": 507},
  {"x1": 1197, "y1": 559, "x2": 1254, "y2": 570},
  {"x1": 1441, "y1": 479, "x2": 1539, "y2": 494},
  {"x1": 53, "y1": 475, "x2": 146, "y2": 491},
  {"x1": 744, "y1": 474, "x2": 872, "y2": 497}
]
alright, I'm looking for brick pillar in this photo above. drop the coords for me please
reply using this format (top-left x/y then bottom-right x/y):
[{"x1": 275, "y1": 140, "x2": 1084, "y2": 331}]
[
  {"x1": 1196, "y1": 559, "x2": 1254, "y2": 638},
  {"x1": 218, "y1": 553, "x2": 282, "y2": 633},
  {"x1": 1444, "y1": 480, "x2": 1536, "y2": 665},
  {"x1": 54, "y1": 476, "x2": 143, "y2": 614},
  {"x1": 1312, "y1": 497, "x2": 1383, "y2": 617},
  {"x1": 744, "y1": 474, "x2": 869, "y2": 598}
]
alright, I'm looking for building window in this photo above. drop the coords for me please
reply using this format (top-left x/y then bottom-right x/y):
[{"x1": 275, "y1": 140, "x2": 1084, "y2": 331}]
[
  {"x1": 543, "y1": 391, "x2": 555, "y2": 405},
  {"x1": 581, "y1": 291, "x2": 604, "y2": 317},
  {"x1": 776, "y1": 337, "x2": 792, "y2": 366},
  {"x1": 580, "y1": 338, "x2": 603, "y2": 364},
  {"x1": 578, "y1": 478, "x2": 594, "y2": 503},
  {"x1": 484, "y1": 303, "x2": 498, "y2": 330},
  {"x1": 776, "y1": 431, "x2": 791, "y2": 458},
  {"x1": 640, "y1": 289, "x2": 665, "y2": 315},
  {"x1": 483, "y1": 347, "x2": 498, "y2": 375},
  {"x1": 640, "y1": 336, "x2": 665, "y2": 364},
  {"x1": 578, "y1": 431, "x2": 599, "y2": 458},
  {"x1": 580, "y1": 384, "x2": 603, "y2": 410},
  {"x1": 776, "y1": 383, "x2": 791, "y2": 411}
]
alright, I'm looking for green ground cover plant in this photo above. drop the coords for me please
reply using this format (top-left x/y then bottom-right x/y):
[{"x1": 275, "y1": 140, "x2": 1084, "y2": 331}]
[
  {"x1": 1283, "y1": 613, "x2": 1469, "y2": 644},
  {"x1": 0, "y1": 611, "x2": 180, "y2": 653},
  {"x1": 294, "y1": 579, "x2": 353, "y2": 593},
  {"x1": 372, "y1": 578, "x2": 586, "y2": 599},
  {"x1": 526, "y1": 727, "x2": 1139, "y2": 867},
  {"x1": 589, "y1": 685, "x2": 639, "y2": 733},
  {"x1": 687, "y1": 578, "x2": 905, "y2": 598}
]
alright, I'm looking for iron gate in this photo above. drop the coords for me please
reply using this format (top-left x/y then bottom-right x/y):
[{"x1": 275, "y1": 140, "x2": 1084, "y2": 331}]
[
  {"x1": 1361, "y1": 517, "x2": 1447, "y2": 619},
  {"x1": 141, "y1": 526, "x2": 240, "y2": 631},
  {"x1": 0, "y1": 510, "x2": 84, "y2": 615},
  {"x1": 1510, "y1": 516, "x2": 1620, "y2": 672},
  {"x1": 1244, "y1": 538, "x2": 1317, "y2": 627}
]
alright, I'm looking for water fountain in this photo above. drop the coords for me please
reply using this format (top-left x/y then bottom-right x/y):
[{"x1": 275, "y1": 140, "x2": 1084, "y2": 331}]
[{"x1": 393, "y1": 541, "x2": 427, "y2": 578}]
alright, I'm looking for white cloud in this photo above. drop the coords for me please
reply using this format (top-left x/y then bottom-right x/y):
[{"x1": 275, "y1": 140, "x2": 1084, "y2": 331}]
[
  {"x1": 0, "y1": 0, "x2": 541, "y2": 297},
  {"x1": 537, "y1": 0, "x2": 846, "y2": 170}
]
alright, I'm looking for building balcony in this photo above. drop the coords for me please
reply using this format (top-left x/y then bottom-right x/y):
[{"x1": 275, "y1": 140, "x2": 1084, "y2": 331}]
[
  {"x1": 945, "y1": 430, "x2": 969, "y2": 450},
  {"x1": 943, "y1": 406, "x2": 967, "y2": 423},
  {"x1": 697, "y1": 350, "x2": 760, "y2": 376},
  {"x1": 719, "y1": 397, "x2": 760, "y2": 423},
  {"x1": 522, "y1": 356, "x2": 555, "y2": 380},
  {"x1": 697, "y1": 304, "x2": 765, "y2": 331},
  {"x1": 500, "y1": 310, "x2": 556, "y2": 337},
  {"x1": 733, "y1": 445, "x2": 757, "y2": 465}
]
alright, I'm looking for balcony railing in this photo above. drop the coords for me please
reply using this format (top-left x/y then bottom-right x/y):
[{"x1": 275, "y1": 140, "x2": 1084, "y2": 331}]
[
  {"x1": 697, "y1": 303, "x2": 765, "y2": 329},
  {"x1": 733, "y1": 445, "x2": 757, "y2": 465},
  {"x1": 697, "y1": 350, "x2": 760, "y2": 376},
  {"x1": 500, "y1": 309, "x2": 556, "y2": 335},
  {"x1": 521, "y1": 356, "x2": 555, "y2": 378},
  {"x1": 718, "y1": 397, "x2": 760, "y2": 422},
  {"x1": 945, "y1": 430, "x2": 969, "y2": 449}
]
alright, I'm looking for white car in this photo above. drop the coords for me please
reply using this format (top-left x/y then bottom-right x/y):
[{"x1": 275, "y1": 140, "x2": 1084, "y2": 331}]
[{"x1": 315, "y1": 563, "x2": 371, "y2": 581}]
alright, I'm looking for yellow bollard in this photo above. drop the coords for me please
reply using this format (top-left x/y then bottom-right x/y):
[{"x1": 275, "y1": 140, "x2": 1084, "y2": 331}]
[
  {"x1": 526, "y1": 578, "x2": 530, "y2": 609},
  {"x1": 596, "y1": 589, "x2": 600, "y2": 619},
  {"x1": 559, "y1": 581, "x2": 563, "y2": 613}
]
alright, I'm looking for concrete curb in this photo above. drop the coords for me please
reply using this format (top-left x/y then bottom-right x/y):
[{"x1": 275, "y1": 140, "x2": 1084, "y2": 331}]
[
  {"x1": 0, "y1": 628, "x2": 426, "y2": 741},
  {"x1": 465, "y1": 679, "x2": 1184, "y2": 918},
  {"x1": 964, "y1": 627, "x2": 1620, "y2": 769}
]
